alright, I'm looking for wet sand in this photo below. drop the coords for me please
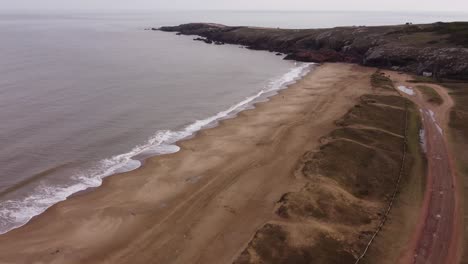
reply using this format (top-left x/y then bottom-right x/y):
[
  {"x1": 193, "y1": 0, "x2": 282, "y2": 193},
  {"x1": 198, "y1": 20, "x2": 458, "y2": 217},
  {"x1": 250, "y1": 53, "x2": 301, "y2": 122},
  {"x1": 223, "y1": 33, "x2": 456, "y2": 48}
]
[{"x1": 0, "y1": 63, "x2": 375, "y2": 264}]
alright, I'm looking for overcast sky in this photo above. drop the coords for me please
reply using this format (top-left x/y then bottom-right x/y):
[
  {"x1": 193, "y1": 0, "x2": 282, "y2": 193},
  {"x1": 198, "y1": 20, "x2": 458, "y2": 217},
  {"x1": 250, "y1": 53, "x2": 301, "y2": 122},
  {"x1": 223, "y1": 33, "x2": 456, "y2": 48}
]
[{"x1": 2, "y1": 0, "x2": 468, "y2": 12}]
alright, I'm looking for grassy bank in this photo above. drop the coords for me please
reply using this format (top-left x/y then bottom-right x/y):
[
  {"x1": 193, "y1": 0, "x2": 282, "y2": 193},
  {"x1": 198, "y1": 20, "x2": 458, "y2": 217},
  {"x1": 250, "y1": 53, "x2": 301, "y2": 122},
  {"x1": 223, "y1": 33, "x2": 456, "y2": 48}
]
[
  {"x1": 406, "y1": 75, "x2": 468, "y2": 263},
  {"x1": 371, "y1": 72, "x2": 395, "y2": 91},
  {"x1": 364, "y1": 97, "x2": 426, "y2": 264},
  {"x1": 416, "y1": 85, "x2": 444, "y2": 105},
  {"x1": 234, "y1": 76, "x2": 425, "y2": 263},
  {"x1": 440, "y1": 81, "x2": 468, "y2": 263}
]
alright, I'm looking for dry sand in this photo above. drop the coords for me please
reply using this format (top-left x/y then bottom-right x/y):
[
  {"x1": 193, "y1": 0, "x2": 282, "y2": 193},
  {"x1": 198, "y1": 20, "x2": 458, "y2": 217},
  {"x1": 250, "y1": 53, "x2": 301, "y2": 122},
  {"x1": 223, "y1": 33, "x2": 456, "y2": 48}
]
[{"x1": 0, "y1": 63, "x2": 375, "y2": 264}]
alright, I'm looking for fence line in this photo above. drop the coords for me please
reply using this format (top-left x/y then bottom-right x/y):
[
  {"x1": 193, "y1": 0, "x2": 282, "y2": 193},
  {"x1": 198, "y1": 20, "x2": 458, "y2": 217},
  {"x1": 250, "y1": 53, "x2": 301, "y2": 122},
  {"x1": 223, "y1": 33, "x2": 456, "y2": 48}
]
[{"x1": 354, "y1": 100, "x2": 410, "y2": 264}]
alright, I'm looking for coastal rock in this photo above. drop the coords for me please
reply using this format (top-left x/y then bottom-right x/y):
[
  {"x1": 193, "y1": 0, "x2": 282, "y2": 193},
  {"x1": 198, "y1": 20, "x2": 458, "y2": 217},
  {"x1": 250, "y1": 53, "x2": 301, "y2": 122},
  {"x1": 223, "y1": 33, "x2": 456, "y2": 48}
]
[
  {"x1": 285, "y1": 49, "x2": 347, "y2": 63},
  {"x1": 158, "y1": 22, "x2": 468, "y2": 79},
  {"x1": 363, "y1": 45, "x2": 420, "y2": 67},
  {"x1": 193, "y1": 37, "x2": 213, "y2": 44}
]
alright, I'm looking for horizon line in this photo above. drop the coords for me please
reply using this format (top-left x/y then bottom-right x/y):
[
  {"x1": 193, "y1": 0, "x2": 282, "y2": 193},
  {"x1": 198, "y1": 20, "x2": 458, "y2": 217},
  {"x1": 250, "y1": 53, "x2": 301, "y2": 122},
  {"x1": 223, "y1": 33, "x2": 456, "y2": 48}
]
[{"x1": 1, "y1": 8, "x2": 467, "y2": 14}]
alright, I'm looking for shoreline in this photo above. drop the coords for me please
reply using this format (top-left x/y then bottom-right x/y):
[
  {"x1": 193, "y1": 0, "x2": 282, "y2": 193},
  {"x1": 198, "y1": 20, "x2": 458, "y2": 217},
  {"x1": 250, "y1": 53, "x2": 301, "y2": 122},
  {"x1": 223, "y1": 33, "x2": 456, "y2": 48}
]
[
  {"x1": 64, "y1": 63, "x2": 312, "y2": 203},
  {"x1": 0, "y1": 63, "x2": 376, "y2": 263},
  {"x1": 0, "y1": 62, "x2": 312, "y2": 235}
]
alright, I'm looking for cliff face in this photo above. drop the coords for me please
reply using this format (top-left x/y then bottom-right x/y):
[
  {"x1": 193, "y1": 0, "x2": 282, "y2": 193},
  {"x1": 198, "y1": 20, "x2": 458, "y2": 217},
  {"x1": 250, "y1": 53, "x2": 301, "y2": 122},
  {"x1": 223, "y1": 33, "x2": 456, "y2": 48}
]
[{"x1": 158, "y1": 22, "x2": 468, "y2": 80}]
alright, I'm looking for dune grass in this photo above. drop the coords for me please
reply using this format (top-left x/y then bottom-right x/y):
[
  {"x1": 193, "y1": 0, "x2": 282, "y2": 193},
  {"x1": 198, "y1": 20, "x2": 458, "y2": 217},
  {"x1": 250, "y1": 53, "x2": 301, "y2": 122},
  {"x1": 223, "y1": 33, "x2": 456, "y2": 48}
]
[
  {"x1": 371, "y1": 72, "x2": 395, "y2": 90},
  {"x1": 416, "y1": 85, "x2": 443, "y2": 105},
  {"x1": 407, "y1": 75, "x2": 435, "y2": 83}
]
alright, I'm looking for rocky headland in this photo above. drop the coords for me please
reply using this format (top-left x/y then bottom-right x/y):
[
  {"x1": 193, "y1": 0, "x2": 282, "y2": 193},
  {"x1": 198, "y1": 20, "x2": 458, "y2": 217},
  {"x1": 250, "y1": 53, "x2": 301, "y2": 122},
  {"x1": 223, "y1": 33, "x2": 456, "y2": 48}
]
[{"x1": 158, "y1": 22, "x2": 468, "y2": 80}]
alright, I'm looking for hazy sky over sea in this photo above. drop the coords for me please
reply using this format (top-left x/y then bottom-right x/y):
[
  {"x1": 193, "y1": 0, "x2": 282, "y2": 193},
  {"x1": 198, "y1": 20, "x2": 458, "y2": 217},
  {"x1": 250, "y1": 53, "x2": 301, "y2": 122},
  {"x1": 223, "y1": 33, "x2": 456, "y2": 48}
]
[{"x1": 1, "y1": 0, "x2": 467, "y2": 12}]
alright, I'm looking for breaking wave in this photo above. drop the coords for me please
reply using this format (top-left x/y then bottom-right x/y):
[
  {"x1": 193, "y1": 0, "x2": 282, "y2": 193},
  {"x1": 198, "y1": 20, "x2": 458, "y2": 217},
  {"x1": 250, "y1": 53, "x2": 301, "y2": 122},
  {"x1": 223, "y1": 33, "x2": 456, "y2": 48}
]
[{"x1": 0, "y1": 62, "x2": 313, "y2": 234}]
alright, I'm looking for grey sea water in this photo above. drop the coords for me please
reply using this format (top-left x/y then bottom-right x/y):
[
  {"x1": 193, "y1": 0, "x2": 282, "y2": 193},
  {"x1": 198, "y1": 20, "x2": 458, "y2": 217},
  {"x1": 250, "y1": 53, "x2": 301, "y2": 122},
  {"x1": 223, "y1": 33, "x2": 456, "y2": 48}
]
[{"x1": 0, "y1": 10, "x2": 466, "y2": 234}]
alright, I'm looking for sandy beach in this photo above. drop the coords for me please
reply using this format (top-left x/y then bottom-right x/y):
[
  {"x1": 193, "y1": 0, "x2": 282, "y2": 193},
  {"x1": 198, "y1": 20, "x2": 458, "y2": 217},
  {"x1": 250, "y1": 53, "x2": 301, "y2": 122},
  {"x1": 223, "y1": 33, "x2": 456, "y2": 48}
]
[{"x1": 0, "y1": 63, "x2": 375, "y2": 264}]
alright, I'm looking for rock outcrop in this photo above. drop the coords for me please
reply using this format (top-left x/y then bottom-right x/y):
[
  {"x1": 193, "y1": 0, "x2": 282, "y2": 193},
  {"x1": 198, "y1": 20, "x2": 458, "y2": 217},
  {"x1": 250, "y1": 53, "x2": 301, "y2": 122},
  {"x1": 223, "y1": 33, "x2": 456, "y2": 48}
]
[{"x1": 158, "y1": 22, "x2": 468, "y2": 80}]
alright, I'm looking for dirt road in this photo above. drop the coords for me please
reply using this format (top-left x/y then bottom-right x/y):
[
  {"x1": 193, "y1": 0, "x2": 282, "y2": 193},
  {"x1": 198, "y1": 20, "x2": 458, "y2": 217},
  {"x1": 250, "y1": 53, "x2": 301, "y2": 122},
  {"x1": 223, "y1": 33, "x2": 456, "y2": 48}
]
[{"x1": 387, "y1": 73, "x2": 461, "y2": 264}]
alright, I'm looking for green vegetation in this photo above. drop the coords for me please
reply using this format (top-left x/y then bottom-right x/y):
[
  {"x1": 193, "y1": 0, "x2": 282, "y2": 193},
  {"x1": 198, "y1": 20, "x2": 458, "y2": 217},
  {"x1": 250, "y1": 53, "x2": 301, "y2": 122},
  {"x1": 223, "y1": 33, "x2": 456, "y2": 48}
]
[
  {"x1": 401, "y1": 22, "x2": 468, "y2": 48},
  {"x1": 314, "y1": 95, "x2": 409, "y2": 198},
  {"x1": 433, "y1": 22, "x2": 468, "y2": 48},
  {"x1": 405, "y1": 102, "x2": 426, "y2": 188},
  {"x1": 443, "y1": 81, "x2": 468, "y2": 264},
  {"x1": 371, "y1": 72, "x2": 395, "y2": 90},
  {"x1": 398, "y1": 32, "x2": 447, "y2": 48},
  {"x1": 407, "y1": 75, "x2": 436, "y2": 83},
  {"x1": 338, "y1": 95, "x2": 407, "y2": 136},
  {"x1": 416, "y1": 85, "x2": 443, "y2": 105},
  {"x1": 427, "y1": 81, "x2": 468, "y2": 134},
  {"x1": 366, "y1": 94, "x2": 426, "y2": 264}
]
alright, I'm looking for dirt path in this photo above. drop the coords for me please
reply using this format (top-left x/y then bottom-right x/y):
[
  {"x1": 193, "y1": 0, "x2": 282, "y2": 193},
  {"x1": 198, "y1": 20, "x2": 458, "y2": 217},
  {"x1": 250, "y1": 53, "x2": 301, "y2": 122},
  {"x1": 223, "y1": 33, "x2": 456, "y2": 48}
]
[
  {"x1": 386, "y1": 72, "x2": 461, "y2": 264},
  {"x1": 0, "y1": 64, "x2": 375, "y2": 264}
]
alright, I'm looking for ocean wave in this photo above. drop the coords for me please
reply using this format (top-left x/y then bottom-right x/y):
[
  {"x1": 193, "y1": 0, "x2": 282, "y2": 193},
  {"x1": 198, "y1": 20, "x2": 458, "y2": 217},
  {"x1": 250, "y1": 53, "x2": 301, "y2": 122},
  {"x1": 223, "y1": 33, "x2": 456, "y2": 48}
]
[{"x1": 0, "y1": 62, "x2": 313, "y2": 234}]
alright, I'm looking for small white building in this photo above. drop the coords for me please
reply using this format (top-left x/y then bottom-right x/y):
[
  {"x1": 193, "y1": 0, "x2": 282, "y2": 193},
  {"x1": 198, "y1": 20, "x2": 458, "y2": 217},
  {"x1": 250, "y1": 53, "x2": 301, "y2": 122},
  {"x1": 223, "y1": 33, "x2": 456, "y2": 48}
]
[{"x1": 423, "y1": 71, "x2": 433, "y2": 77}]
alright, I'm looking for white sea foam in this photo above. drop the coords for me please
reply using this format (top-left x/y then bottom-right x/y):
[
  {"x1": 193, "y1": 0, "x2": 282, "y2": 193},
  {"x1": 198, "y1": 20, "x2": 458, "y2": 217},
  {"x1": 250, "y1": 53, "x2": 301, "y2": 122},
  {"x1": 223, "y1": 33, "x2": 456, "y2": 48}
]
[
  {"x1": 114, "y1": 159, "x2": 142, "y2": 174},
  {"x1": 0, "y1": 62, "x2": 313, "y2": 234},
  {"x1": 397, "y1": 85, "x2": 415, "y2": 95}
]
